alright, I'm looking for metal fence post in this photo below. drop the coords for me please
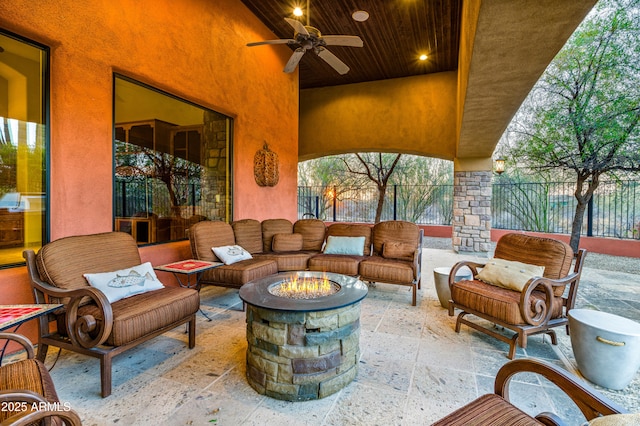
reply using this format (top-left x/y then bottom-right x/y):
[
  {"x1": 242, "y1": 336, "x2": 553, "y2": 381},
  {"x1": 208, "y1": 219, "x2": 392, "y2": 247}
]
[
  {"x1": 587, "y1": 195, "x2": 594, "y2": 237},
  {"x1": 333, "y1": 186, "x2": 337, "y2": 222},
  {"x1": 393, "y1": 184, "x2": 397, "y2": 220}
]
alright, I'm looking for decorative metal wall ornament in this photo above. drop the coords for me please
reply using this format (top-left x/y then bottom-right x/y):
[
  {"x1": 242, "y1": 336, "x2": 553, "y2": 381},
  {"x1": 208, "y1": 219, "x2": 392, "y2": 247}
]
[{"x1": 254, "y1": 142, "x2": 279, "y2": 187}]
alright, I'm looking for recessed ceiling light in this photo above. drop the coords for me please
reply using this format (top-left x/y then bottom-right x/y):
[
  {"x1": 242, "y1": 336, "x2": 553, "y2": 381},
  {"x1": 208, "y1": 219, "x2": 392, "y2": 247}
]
[
  {"x1": 419, "y1": 54, "x2": 428, "y2": 61},
  {"x1": 352, "y1": 10, "x2": 369, "y2": 22},
  {"x1": 293, "y1": 7, "x2": 303, "y2": 17}
]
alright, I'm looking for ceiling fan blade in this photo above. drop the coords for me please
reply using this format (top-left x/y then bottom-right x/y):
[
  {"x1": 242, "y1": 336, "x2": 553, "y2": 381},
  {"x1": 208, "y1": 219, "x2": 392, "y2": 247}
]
[
  {"x1": 247, "y1": 39, "x2": 295, "y2": 47},
  {"x1": 283, "y1": 48, "x2": 305, "y2": 73},
  {"x1": 284, "y1": 18, "x2": 309, "y2": 36},
  {"x1": 320, "y1": 35, "x2": 364, "y2": 48},
  {"x1": 317, "y1": 48, "x2": 350, "y2": 75}
]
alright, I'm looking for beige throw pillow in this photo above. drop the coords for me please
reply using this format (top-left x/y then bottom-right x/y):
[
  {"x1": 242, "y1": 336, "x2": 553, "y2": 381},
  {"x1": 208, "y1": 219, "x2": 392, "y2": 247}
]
[
  {"x1": 584, "y1": 413, "x2": 640, "y2": 426},
  {"x1": 475, "y1": 258, "x2": 545, "y2": 292}
]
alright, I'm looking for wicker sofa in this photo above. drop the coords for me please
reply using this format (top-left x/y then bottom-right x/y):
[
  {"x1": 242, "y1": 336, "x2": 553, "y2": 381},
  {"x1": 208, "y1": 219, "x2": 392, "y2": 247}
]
[
  {"x1": 23, "y1": 232, "x2": 200, "y2": 398},
  {"x1": 190, "y1": 218, "x2": 423, "y2": 305}
]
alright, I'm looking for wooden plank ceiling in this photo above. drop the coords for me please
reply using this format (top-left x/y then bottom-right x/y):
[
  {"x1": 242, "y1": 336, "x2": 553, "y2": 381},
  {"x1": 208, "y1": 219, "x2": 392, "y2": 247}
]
[{"x1": 240, "y1": 0, "x2": 462, "y2": 90}]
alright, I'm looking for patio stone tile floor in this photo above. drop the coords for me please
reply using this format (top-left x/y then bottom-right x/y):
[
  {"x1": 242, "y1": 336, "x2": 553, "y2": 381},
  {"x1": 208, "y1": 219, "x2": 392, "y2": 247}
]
[{"x1": 35, "y1": 239, "x2": 640, "y2": 425}]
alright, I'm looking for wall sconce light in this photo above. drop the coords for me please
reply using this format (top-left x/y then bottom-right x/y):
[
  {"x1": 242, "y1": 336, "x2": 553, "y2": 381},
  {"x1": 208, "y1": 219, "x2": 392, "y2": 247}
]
[{"x1": 494, "y1": 158, "x2": 505, "y2": 175}]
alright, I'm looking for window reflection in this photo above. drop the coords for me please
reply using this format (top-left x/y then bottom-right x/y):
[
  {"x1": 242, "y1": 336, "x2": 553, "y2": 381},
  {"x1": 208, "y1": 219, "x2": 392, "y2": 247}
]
[
  {"x1": 0, "y1": 31, "x2": 47, "y2": 267},
  {"x1": 114, "y1": 76, "x2": 232, "y2": 244}
]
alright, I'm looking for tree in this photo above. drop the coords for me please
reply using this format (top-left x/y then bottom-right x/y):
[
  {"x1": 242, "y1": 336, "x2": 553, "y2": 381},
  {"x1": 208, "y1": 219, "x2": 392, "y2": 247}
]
[
  {"x1": 506, "y1": 0, "x2": 640, "y2": 251},
  {"x1": 341, "y1": 153, "x2": 402, "y2": 223}
]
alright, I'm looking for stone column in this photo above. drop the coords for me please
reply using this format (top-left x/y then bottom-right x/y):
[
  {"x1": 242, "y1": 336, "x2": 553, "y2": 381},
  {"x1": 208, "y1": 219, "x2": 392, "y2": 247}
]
[{"x1": 452, "y1": 158, "x2": 493, "y2": 254}]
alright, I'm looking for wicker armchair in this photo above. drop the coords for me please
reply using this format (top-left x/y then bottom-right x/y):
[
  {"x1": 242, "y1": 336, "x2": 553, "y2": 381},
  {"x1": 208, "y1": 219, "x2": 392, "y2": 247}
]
[
  {"x1": 0, "y1": 332, "x2": 82, "y2": 425},
  {"x1": 448, "y1": 233, "x2": 586, "y2": 359},
  {"x1": 431, "y1": 358, "x2": 626, "y2": 425}
]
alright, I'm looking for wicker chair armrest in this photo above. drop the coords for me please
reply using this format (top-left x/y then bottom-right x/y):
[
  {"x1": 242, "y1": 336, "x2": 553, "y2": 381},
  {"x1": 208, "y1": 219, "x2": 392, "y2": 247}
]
[
  {"x1": 0, "y1": 333, "x2": 35, "y2": 360},
  {"x1": 495, "y1": 359, "x2": 627, "y2": 422},
  {"x1": 0, "y1": 390, "x2": 81, "y2": 426},
  {"x1": 448, "y1": 261, "x2": 484, "y2": 287}
]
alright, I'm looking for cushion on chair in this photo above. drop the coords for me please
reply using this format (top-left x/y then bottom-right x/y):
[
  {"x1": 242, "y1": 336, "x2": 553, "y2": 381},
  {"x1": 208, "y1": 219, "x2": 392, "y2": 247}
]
[
  {"x1": 494, "y1": 233, "x2": 573, "y2": 296},
  {"x1": 190, "y1": 221, "x2": 236, "y2": 262},
  {"x1": 232, "y1": 219, "x2": 263, "y2": 254},
  {"x1": 70, "y1": 287, "x2": 200, "y2": 346},
  {"x1": 272, "y1": 233, "x2": 304, "y2": 252},
  {"x1": 293, "y1": 219, "x2": 326, "y2": 251},
  {"x1": 261, "y1": 219, "x2": 293, "y2": 253},
  {"x1": 475, "y1": 258, "x2": 545, "y2": 292},
  {"x1": 323, "y1": 236, "x2": 366, "y2": 255},
  {"x1": 326, "y1": 223, "x2": 372, "y2": 255},
  {"x1": 36, "y1": 232, "x2": 143, "y2": 303},
  {"x1": 308, "y1": 254, "x2": 365, "y2": 275},
  {"x1": 359, "y1": 256, "x2": 416, "y2": 284},
  {"x1": 584, "y1": 413, "x2": 640, "y2": 425},
  {"x1": 83, "y1": 262, "x2": 165, "y2": 303},
  {"x1": 200, "y1": 258, "x2": 278, "y2": 287},
  {"x1": 212, "y1": 245, "x2": 253, "y2": 265},
  {"x1": 0, "y1": 359, "x2": 59, "y2": 423},
  {"x1": 371, "y1": 221, "x2": 419, "y2": 257},
  {"x1": 430, "y1": 394, "x2": 543, "y2": 426},
  {"x1": 255, "y1": 252, "x2": 314, "y2": 271},
  {"x1": 450, "y1": 279, "x2": 564, "y2": 325},
  {"x1": 382, "y1": 241, "x2": 415, "y2": 261}
]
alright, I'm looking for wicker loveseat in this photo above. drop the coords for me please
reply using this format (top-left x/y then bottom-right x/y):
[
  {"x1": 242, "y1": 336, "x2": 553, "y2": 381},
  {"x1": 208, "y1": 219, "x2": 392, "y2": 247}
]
[
  {"x1": 23, "y1": 232, "x2": 201, "y2": 398},
  {"x1": 190, "y1": 218, "x2": 423, "y2": 305}
]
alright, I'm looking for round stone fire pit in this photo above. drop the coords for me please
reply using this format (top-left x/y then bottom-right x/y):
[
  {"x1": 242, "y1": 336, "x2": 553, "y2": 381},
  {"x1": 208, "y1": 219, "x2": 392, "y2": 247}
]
[{"x1": 239, "y1": 271, "x2": 368, "y2": 401}]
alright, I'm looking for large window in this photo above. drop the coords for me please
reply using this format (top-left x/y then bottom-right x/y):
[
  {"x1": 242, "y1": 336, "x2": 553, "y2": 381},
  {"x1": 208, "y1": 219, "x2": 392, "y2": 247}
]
[
  {"x1": 113, "y1": 76, "x2": 232, "y2": 244},
  {"x1": 0, "y1": 30, "x2": 48, "y2": 267}
]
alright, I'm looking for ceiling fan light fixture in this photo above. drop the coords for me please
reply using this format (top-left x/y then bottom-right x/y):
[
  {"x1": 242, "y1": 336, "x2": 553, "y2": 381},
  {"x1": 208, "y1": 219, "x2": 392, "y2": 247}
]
[
  {"x1": 293, "y1": 6, "x2": 303, "y2": 17},
  {"x1": 352, "y1": 10, "x2": 369, "y2": 22},
  {"x1": 419, "y1": 54, "x2": 428, "y2": 61}
]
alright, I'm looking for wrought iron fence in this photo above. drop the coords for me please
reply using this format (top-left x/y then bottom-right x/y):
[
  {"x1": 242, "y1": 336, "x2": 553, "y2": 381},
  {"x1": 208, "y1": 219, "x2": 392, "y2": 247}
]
[
  {"x1": 115, "y1": 177, "x2": 202, "y2": 218},
  {"x1": 298, "y1": 180, "x2": 640, "y2": 239}
]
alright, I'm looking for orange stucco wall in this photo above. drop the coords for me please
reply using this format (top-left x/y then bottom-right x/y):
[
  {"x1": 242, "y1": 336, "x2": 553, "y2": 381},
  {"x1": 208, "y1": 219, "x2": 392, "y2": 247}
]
[{"x1": 0, "y1": 0, "x2": 299, "y2": 344}]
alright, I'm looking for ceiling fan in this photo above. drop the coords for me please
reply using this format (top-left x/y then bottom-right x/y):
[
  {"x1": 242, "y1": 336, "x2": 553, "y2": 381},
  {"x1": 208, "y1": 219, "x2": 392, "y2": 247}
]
[{"x1": 247, "y1": 17, "x2": 363, "y2": 75}]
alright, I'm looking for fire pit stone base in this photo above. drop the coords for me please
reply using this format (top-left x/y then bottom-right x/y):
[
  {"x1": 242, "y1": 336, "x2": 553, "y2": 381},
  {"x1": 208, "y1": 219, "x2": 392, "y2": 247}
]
[{"x1": 245, "y1": 303, "x2": 361, "y2": 401}]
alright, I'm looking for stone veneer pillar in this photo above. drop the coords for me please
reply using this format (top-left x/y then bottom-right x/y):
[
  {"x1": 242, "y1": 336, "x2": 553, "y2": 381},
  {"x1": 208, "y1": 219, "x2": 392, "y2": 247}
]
[{"x1": 452, "y1": 170, "x2": 492, "y2": 254}]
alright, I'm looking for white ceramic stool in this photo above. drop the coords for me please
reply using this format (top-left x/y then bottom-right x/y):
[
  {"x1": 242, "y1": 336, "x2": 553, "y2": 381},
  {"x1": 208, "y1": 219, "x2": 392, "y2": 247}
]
[
  {"x1": 568, "y1": 309, "x2": 640, "y2": 390},
  {"x1": 433, "y1": 266, "x2": 472, "y2": 308}
]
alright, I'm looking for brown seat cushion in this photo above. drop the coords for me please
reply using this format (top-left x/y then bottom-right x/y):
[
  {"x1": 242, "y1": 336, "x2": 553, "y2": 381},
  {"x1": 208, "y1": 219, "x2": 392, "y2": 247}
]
[
  {"x1": 450, "y1": 279, "x2": 564, "y2": 325},
  {"x1": 272, "y1": 233, "x2": 303, "y2": 252},
  {"x1": 0, "y1": 359, "x2": 59, "y2": 422},
  {"x1": 293, "y1": 219, "x2": 326, "y2": 251},
  {"x1": 232, "y1": 219, "x2": 263, "y2": 254},
  {"x1": 359, "y1": 255, "x2": 416, "y2": 284},
  {"x1": 72, "y1": 287, "x2": 200, "y2": 346},
  {"x1": 494, "y1": 233, "x2": 574, "y2": 296},
  {"x1": 201, "y1": 258, "x2": 278, "y2": 288},
  {"x1": 255, "y1": 252, "x2": 315, "y2": 272},
  {"x1": 431, "y1": 394, "x2": 542, "y2": 426},
  {"x1": 261, "y1": 219, "x2": 293, "y2": 253},
  {"x1": 308, "y1": 254, "x2": 366, "y2": 276}
]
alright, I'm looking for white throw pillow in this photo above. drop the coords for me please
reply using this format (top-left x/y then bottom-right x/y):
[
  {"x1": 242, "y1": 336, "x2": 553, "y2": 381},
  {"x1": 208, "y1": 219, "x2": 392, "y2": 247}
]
[
  {"x1": 323, "y1": 236, "x2": 366, "y2": 256},
  {"x1": 212, "y1": 245, "x2": 252, "y2": 265},
  {"x1": 475, "y1": 258, "x2": 545, "y2": 292},
  {"x1": 83, "y1": 262, "x2": 164, "y2": 303}
]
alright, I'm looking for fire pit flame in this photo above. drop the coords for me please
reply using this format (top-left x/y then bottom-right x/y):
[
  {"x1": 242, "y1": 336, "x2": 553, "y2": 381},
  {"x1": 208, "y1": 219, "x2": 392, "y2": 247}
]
[{"x1": 269, "y1": 273, "x2": 340, "y2": 299}]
